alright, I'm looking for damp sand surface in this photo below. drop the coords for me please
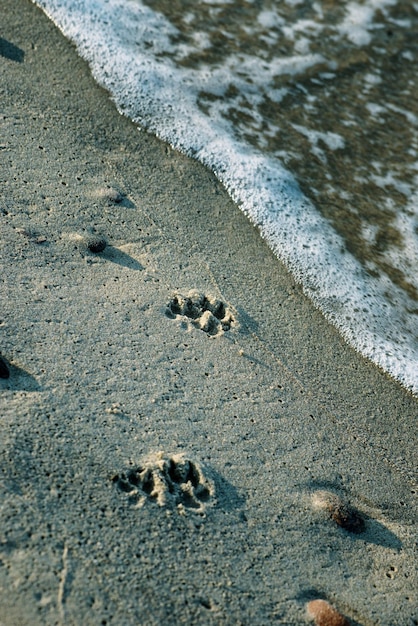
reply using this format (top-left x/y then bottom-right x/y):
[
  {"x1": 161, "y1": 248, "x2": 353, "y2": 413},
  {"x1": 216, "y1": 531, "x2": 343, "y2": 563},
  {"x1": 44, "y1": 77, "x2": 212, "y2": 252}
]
[{"x1": 0, "y1": 1, "x2": 417, "y2": 624}]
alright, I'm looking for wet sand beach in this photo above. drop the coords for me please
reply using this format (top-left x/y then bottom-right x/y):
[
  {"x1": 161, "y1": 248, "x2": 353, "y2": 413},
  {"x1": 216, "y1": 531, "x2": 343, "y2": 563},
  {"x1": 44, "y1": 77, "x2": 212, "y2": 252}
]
[{"x1": 1, "y1": 1, "x2": 417, "y2": 624}]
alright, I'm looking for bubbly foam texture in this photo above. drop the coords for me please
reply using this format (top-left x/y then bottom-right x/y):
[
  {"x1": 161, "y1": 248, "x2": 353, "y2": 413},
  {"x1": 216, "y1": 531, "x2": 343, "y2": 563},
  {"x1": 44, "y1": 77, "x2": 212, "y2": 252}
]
[{"x1": 33, "y1": 0, "x2": 418, "y2": 393}]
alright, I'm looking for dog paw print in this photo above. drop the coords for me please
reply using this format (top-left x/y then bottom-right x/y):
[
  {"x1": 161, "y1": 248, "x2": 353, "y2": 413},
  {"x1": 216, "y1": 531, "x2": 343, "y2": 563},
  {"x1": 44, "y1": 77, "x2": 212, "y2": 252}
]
[
  {"x1": 113, "y1": 452, "x2": 215, "y2": 513},
  {"x1": 166, "y1": 290, "x2": 235, "y2": 336}
]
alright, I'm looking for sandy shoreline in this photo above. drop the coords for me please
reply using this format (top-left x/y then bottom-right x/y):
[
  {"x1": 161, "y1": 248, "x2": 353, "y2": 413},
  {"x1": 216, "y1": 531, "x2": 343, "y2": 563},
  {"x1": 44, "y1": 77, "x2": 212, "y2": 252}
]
[{"x1": 1, "y1": 1, "x2": 417, "y2": 624}]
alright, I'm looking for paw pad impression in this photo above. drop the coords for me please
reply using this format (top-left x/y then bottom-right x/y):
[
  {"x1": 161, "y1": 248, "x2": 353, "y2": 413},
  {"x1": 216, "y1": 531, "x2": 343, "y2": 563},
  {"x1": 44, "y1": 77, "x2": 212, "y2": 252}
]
[
  {"x1": 166, "y1": 290, "x2": 235, "y2": 336},
  {"x1": 113, "y1": 452, "x2": 215, "y2": 513}
]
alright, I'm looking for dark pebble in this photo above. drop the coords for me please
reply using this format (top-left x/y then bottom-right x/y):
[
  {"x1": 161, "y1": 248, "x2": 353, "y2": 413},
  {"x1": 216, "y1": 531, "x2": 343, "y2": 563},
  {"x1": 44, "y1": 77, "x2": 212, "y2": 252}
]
[
  {"x1": 87, "y1": 236, "x2": 107, "y2": 253},
  {"x1": 331, "y1": 502, "x2": 365, "y2": 533},
  {"x1": 0, "y1": 355, "x2": 10, "y2": 379}
]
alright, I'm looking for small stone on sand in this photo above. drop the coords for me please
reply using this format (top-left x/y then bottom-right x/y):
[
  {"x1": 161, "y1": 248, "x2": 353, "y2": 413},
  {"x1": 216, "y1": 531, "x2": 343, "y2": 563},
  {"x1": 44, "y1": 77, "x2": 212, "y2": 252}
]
[
  {"x1": 306, "y1": 599, "x2": 350, "y2": 626},
  {"x1": 87, "y1": 236, "x2": 107, "y2": 253},
  {"x1": 98, "y1": 187, "x2": 123, "y2": 203},
  {"x1": 312, "y1": 490, "x2": 365, "y2": 533}
]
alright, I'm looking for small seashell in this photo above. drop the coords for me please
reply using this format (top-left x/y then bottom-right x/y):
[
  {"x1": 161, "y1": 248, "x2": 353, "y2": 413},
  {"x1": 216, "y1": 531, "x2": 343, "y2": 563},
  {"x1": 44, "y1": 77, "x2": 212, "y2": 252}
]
[{"x1": 306, "y1": 599, "x2": 350, "y2": 626}]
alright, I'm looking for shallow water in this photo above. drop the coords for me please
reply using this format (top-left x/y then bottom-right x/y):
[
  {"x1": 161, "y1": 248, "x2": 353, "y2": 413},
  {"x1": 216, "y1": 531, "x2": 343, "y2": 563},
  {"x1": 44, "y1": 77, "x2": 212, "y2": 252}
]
[{"x1": 33, "y1": 0, "x2": 418, "y2": 393}]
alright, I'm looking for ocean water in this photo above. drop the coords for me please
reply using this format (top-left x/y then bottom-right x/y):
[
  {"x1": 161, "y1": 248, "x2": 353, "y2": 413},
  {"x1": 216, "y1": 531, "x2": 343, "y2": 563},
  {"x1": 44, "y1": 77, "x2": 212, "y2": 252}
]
[{"x1": 33, "y1": 0, "x2": 418, "y2": 394}]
